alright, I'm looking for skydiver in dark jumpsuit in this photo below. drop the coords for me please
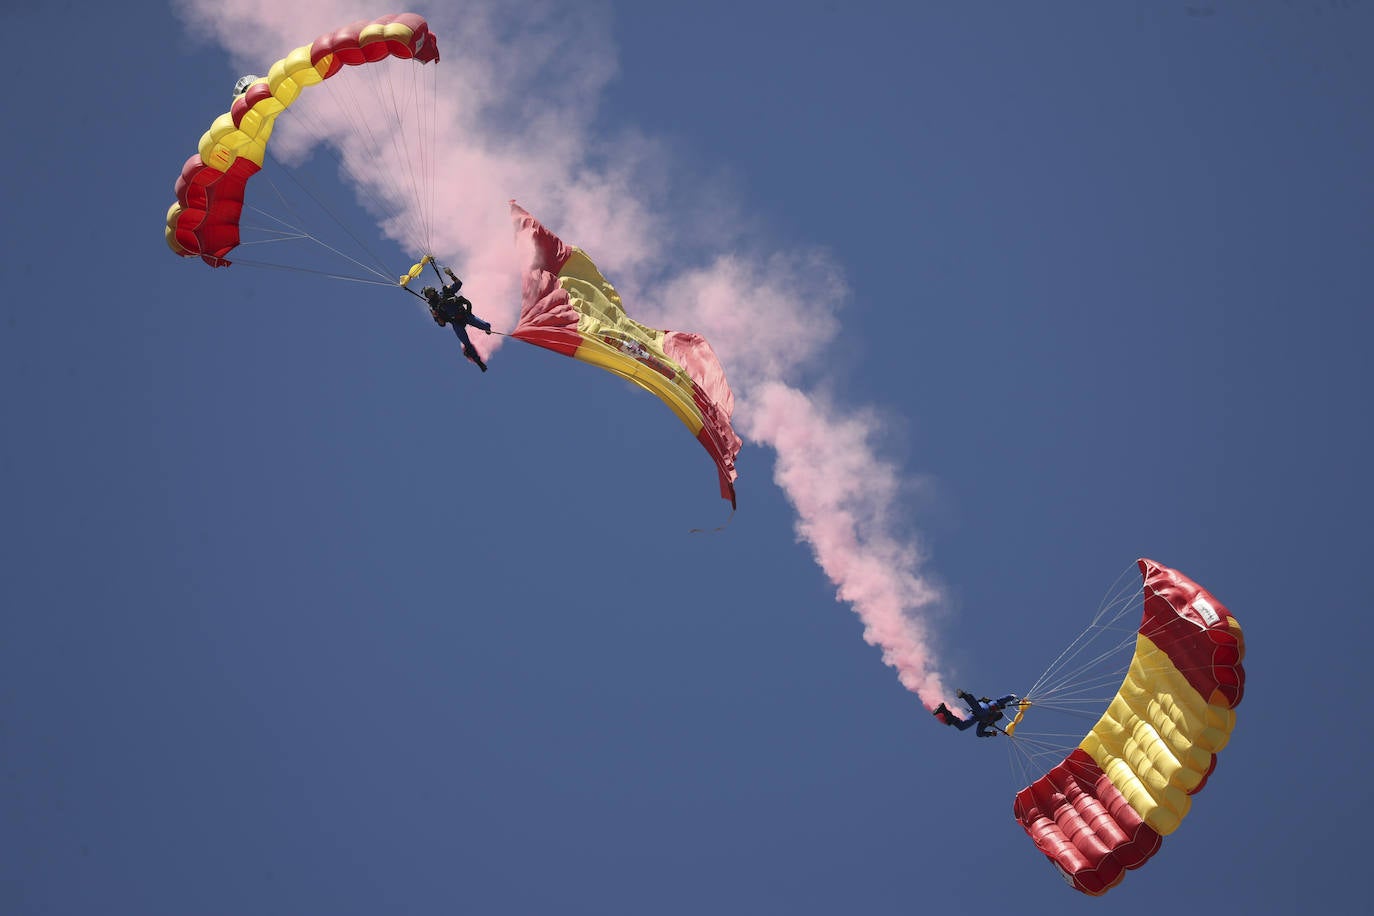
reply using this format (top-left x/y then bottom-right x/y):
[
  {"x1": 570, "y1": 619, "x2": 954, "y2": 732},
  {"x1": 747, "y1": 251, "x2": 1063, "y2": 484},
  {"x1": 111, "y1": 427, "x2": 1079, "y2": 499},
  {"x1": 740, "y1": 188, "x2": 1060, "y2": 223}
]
[
  {"x1": 933, "y1": 691, "x2": 1019, "y2": 737},
  {"x1": 423, "y1": 267, "x2": 492, "y2": 372}
]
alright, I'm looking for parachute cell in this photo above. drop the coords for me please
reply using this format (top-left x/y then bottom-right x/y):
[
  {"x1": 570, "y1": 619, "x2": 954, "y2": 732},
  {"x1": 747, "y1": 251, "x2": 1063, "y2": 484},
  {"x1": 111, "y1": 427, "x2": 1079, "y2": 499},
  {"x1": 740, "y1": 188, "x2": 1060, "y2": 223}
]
[
  {"x1": 165, "y1": 13, "x2": 440, "y2": 267},
  {"x1": 510, "y1": 202, "x2": 742, "y2": 506},
  {"x1": 1012, "y1": 558, "x2": 1244, "y2": 895}
]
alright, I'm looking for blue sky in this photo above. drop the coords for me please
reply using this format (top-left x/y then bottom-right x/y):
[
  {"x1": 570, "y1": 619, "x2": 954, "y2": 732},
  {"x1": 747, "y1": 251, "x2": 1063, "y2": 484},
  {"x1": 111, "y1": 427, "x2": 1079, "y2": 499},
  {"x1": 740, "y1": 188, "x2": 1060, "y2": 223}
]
[{"x1": 3, "y1": 2, "x2": 1371, "y2": 913}]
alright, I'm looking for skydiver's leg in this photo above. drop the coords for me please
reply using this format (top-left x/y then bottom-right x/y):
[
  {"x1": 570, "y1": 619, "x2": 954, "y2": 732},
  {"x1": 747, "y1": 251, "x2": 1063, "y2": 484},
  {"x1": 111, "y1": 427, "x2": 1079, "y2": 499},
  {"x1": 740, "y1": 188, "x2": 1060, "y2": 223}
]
[
  {"x1": 453, "y1": 324, "x2": 486, "y2": 371},
  {"x1": 467, "y1": 315, "x2": 492, "y2": 335},
  {"x1": 949, "y1": 716, "x2": 975, "y2": 731}
]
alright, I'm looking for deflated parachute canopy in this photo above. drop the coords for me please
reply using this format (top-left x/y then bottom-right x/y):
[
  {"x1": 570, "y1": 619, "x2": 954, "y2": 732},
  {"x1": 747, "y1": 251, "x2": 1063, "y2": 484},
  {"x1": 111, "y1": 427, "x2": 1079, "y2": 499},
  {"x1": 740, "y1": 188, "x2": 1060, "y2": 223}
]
[{"x1": 510, "y1": 202, "x2": 742, "y2": 507}]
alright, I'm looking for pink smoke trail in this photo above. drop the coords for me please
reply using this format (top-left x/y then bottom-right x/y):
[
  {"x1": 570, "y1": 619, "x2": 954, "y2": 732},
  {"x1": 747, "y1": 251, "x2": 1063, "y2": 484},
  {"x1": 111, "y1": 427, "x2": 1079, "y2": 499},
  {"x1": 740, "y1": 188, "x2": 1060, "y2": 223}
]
[{"x1": 175, "y1": 0, "x2": 952, "y2": 708}]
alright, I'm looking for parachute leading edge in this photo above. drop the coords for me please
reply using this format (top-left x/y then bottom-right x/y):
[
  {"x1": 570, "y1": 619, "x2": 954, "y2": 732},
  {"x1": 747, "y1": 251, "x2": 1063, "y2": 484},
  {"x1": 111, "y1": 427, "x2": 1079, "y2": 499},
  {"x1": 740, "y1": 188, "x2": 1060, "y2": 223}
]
[{"x1": 510, "y1": 202, "x2": 742, "y2": 506}]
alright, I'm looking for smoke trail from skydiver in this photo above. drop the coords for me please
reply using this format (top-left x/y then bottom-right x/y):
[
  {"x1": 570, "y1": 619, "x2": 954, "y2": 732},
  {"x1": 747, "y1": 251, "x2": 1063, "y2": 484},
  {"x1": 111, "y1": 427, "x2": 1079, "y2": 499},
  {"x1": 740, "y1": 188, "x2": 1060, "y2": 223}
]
[{"x1": 176, "y1": 0, "x2": 952, "y2": 708}]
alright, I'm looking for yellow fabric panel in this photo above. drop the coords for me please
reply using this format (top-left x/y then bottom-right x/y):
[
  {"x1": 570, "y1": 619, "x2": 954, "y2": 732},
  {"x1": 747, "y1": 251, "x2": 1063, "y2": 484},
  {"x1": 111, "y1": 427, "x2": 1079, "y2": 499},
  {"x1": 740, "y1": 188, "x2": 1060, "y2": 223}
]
[
  {"x1": 165, "y1": 204, "x2": 189, "y2": 255},
  {"x1": 557, "y1": 249, "x2": 706, "y2": 435},
  {"x1": 360, "y1": 21, "x2": 416, "y2": 45},
  {"x1": 574, "y1": 337, "x2": 706, "y2": 435},
  {"x1": 195, "y1": 45, "x2": 325, "y2": 172},
  {"x1": 266, "y1": 44, "x2": 326, "y2": 105},
  {"x1": 1080, "y1": 634, "x2": 1238, "y2": 836}
]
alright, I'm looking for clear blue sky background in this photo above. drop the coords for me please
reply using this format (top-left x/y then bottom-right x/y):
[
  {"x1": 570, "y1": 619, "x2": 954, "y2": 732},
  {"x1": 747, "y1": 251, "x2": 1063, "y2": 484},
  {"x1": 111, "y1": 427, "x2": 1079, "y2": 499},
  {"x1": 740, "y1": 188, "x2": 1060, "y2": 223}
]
[{"x1": 3, "y1": 2, "x2": 1370, "y2": 913}]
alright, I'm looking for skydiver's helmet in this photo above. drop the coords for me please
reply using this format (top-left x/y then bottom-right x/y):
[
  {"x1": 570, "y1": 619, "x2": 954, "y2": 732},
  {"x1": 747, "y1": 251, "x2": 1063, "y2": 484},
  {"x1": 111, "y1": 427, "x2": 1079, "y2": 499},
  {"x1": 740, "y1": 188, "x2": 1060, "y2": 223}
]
[
  {"x1": 233, "y1": 75, "x2": 262, "y2": 97},
  {"x1": 421, "y1": 286, "x2": 439, "y2": 302}
]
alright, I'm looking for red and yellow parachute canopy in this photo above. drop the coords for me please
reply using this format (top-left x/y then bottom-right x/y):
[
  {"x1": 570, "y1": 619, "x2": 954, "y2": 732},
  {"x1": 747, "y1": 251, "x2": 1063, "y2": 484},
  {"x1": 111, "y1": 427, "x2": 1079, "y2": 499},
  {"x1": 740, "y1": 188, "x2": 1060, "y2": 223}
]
[
  {"x1": 165, "y1": 13, "x2": 439, "y2": 267},
  {"x1": 1012, "y1": 558, "x2": 1245, "y2": 895},
  {"x1": 510, "y1": 203, "x2": 742, "y2": 507}
]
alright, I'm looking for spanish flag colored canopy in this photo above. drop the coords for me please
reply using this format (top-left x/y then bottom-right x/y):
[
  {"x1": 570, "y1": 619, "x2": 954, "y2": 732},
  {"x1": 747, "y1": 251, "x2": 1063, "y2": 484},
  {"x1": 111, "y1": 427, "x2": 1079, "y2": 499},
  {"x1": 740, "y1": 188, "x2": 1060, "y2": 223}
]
[
  {"x1": 165, "y1": 13, "x2": 440, "y2": 267},
  {"x1": 511, "y1": 203, "x2": 742, "y2": 507},
  {"x1": 1013, "y1": 559, "x2": 1245, "y2": 895}
]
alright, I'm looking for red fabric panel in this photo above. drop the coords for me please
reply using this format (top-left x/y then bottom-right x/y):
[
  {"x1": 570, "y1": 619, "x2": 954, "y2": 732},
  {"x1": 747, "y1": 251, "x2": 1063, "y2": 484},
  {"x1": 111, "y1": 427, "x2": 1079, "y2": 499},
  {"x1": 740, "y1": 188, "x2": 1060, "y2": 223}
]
[
  {"x1": 691, "y1": 383, "x2": 738, "y2": 507},
  {"x1": 695, "y1": 425, "x2": 737, "y2": 507},
  {"x1": 171, "y1": 155, "x2": 261, "y2": 267},
  {"x1": 510, "y1": 202, "x2": 580, "y2": 352},
  {"x1": 511, "y1": 202, "x2": 575, "y2": 274},
  {"x1": 1013, "y1": 749, "x2": 1163, "y2": 896},
  {"x1": 664, "y1": 330, "x2": 741, "y2": 503},
  {"x1": 510, "y1": 324, "x2": 583, "y2": 359},
  {"x1": 312, "y1": 13, "x2": 439, "y2": 76},
  {"x1": 231, "y1": 82, "x2": 275, "y2": 128},
  {"x1": 1138, "y1": 558, "x2": 1245, "y2": 709}
]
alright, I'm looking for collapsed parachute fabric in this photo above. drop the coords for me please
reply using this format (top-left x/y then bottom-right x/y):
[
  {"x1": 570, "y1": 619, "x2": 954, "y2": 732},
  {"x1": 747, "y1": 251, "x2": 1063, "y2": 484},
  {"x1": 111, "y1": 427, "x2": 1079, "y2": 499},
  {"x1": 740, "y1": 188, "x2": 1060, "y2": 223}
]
[
  {"x1": 510, "y1": 203, "x2": 742, "y2": 506},
  {"x1": 1013, "y1": 558, "x2": 1245, "y2": 895},
  {"x1": 165, "y1": 13, "x2": 440, "y2": 267}
]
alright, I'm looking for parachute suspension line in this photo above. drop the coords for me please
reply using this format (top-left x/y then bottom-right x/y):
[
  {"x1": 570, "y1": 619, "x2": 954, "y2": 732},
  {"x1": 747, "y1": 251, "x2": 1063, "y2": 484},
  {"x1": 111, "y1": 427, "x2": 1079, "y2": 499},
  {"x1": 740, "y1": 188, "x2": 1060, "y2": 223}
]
[
  {"x1": 216, "y1": 257, "x2": 405, "y2": 286},
  {"x1": 1008, "y1": 562, "x2": 1150, "y2": 757},
  {"x1": 688, "y1": 504, "x2": 736, "y2": 534},
  {"x1": 1004, "y1": 728, "x2": 1067, "y2": 793},
  {"x1": 351, "y1": 55, "x2": 425, "y2": 252},
  {"x1": 377, "y1": 50, "x2": 434, "y2": 257},
  {"x1": 1026, "y1": 594, "x2": 1136, "y2": 696},
  {"x1": 348, "y1": 53, "x2": 433, "y2": 255},
  {"x1": 243, "y1": 179, "x2": 395, "y2": 287},
  {"x1": 1003, "y1": 719, "x2": 1090, "y2": 785},
  {"x1": 423, "y1": 59, "x2": 439, "y2": 256},
  {"x1": 236, "y1": 228, "x2": 312, "y2": 244},
  {"x1": 1020, "y1": 563, "x2": 1143, "y2": 706},
  {"x1": 280, "y1": 55, "x2": 433, "y2": 261},
  {"x1": 309, "y1": 66, "x2": 422, "y2": 252},
  {"x1": 255, "y1": 147, "x2": 397, "y2": 284}
]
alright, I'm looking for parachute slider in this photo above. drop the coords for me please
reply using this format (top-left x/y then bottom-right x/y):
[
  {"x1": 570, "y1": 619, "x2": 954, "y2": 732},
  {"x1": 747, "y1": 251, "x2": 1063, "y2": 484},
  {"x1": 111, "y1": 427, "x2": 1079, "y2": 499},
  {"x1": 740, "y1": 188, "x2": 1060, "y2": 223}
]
[
  {"x1": 1003, "y1": 699, "x2": 1032, "y2": 736},
  {"x1": 398, "y1": 255, "x2": 434, "y2": 287}
]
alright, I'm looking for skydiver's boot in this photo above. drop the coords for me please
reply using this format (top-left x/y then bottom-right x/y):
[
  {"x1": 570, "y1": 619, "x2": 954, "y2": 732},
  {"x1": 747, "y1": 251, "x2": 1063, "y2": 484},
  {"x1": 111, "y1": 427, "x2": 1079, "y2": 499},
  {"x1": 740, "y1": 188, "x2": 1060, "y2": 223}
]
[
  {"x1": 933, "y1": 702, "x2": 952, "y2": 724},
  {"x1": 463, "y1": 344, "x2": 488, "y2": 372}
]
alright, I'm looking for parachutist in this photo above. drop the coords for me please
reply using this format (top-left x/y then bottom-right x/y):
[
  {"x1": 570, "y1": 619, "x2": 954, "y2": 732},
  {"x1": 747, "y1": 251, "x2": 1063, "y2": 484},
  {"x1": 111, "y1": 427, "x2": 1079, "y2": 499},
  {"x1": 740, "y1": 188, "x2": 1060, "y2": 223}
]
[
  {"x1": 424, "y1": 268, "x2": 492, "y2": 372},
  {"x1": 933, "y1": 691, "x2": 1019, "y2": 737}
]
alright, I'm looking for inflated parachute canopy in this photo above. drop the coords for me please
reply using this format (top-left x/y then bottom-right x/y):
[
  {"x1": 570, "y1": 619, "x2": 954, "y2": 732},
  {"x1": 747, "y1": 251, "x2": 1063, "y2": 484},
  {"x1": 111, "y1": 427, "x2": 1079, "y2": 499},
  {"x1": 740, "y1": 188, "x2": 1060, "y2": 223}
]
[
  {"x1": 165, "y1": 13, "x2": 439, "y2": 267},
  {"x1": 510, "y1": 202, "x2": 742, "y2": 507},
  {"x1": 1013, "y1": 558, "x2": 1245, "y2": 895}
]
